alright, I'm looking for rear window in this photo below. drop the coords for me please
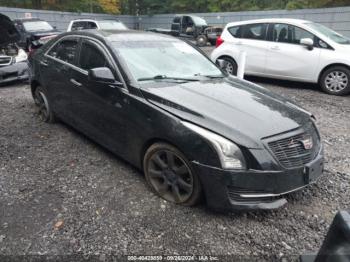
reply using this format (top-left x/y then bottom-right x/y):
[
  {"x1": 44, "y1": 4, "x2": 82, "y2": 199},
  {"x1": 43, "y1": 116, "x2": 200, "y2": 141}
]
[
  {"x1": 228, "y1": 26, "x2": 242, "y2": 38},
  {"x1": 23, "y1": 20, "x2": 53, "y2": 32},
  {"x1": 71, "y1": 21, "x2": 97, "y2": 31}
]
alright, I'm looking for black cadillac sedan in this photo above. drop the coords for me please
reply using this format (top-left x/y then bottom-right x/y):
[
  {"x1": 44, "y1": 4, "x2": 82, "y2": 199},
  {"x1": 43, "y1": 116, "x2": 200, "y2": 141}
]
[{"x1": 29, "y1": 30, "x2": 324, "y2": 211}]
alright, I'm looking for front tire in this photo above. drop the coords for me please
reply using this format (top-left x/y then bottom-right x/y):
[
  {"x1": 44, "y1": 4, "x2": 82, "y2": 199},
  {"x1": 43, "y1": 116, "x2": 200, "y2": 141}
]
[
  {"x1": 143, "y1": 143, "x2": 202, "y2": 206},
  {"x1": 320, "y1": 66, "x2": 350, "y2": 95},
  {"x1": 33, "y1": 86, "x2": 56, "y2": 123}
]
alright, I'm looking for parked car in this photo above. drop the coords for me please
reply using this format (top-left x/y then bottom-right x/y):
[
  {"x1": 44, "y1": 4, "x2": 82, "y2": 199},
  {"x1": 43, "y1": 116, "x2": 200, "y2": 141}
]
[
  {"x1": 13, "y1": 18, "x2": 60, "y2": 51},
  {"x1": 0, "y1": 14, "x2": 29, "y2": 85},
  {"x1": 67, "y1": 19, "x2": 128, "y2": 32},
  {"x1": 147, "y1": 15, "x2": 222, "y2": 46},
  {"x1": 212, "y1": 18, "x2": 350, "y2": 95},
  {"x1": 29, "y1": 30, "x2": 324, "y2": 211}
]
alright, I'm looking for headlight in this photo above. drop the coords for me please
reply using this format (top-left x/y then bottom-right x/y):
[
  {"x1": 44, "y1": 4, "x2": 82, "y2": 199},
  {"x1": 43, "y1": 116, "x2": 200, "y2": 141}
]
[
  {"x1": 182, "y1": 121, "x2": 246, "y2": 170},
  {"x1": 15, "y1": 49, "x2": 28, "y2": 63}
]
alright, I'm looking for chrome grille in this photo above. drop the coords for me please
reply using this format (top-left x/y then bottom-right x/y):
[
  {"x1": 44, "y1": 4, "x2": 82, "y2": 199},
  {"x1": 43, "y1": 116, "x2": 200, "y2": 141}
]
[
  {"x1": 0, "y1": 56, "x2": 12, "y2": 66},
  {"x1": 268, "y1": 124, "x2": 320, "y2": 169}
]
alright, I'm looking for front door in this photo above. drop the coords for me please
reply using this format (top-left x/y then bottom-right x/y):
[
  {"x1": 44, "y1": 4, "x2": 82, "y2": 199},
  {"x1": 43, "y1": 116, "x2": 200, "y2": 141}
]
[
  {"x1": 69, "y1": 39, "x2": 129, "y2": 154},
  {"x1": 264, "y1": 23, "x2": 321, "y2": 82}
]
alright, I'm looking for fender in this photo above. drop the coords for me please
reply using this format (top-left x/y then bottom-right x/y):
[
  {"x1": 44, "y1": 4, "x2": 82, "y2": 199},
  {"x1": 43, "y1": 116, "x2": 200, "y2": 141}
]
[{"x1": 210, "y1": 42, "x2": 241, "y2": 64}]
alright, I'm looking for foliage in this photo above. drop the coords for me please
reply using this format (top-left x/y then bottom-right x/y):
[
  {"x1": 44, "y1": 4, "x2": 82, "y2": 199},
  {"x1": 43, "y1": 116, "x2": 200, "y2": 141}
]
[
  {"x1": 0, "y1": 0, "x2": 349, "y2": 14},
  {"x1": 0, "y1": 0, "x2": 121, "y2": 14}
]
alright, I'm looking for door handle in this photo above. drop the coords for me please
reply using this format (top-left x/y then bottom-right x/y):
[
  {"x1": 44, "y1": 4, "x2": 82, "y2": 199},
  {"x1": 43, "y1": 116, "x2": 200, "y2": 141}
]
[
  {"x1": 236, "y1": 41, "x2": 243, "y2": 45},
  {"x1": 271, "y1": 46, "x2": 280, "y2": 51},
  {"x1": 70, "y1": 79, "x2": 82, "y2": 87},
  {"x1": 40, "y1": 61, "x2": 48, "y2": 66}
]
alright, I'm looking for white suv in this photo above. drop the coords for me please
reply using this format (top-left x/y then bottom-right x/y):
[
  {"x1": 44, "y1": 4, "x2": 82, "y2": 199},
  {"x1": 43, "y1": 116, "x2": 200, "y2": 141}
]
[
  {"x1": 211, "y1": 18, "x2": 350, "y2": 95},
  {"x1": 67, "y1": 19, "x2": 127, "y2": 32}
]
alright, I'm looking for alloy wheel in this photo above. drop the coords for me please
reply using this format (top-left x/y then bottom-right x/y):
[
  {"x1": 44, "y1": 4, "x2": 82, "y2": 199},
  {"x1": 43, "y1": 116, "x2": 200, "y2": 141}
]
[
  {"x1": 147, "y1": 150, "x2": 194, "y2": 204},
  {"x1": 325, "y1": 71, "x2": 348, "y2": 93},
  {"x1": 225, "y1": 61, "x2": 235, "y2": 75}
]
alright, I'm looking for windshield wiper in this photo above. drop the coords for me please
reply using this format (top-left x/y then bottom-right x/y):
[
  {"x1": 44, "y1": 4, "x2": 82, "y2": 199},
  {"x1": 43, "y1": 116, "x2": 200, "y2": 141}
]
[
  {"x1": 138, "y1": 75, "x2": 200, "y2": 82},
  {"x1": 194, "y1": 73, "x2": 225, "y2": 79}
]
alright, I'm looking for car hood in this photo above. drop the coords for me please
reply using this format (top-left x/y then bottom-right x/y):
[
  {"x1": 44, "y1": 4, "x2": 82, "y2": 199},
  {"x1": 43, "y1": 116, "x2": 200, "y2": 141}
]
[
  {"x1": 0, "y1": 14, "x2": 20, "y2": 46},
  {"x1": 140, "y1": 77, "x2": 312, "y2": 149}
]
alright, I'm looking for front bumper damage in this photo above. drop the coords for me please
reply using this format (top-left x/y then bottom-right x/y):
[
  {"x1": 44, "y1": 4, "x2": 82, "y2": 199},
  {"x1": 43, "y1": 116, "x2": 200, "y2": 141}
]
[
  {"x1": 191, "y1": 147, "x2": 324, "y2": 211},
  {"x1": 0, "y1": 62, "x2": 29, "y2": 85}
]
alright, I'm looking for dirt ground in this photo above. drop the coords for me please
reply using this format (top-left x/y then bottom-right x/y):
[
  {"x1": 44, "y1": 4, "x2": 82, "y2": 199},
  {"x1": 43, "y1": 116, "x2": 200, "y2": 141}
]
[{"x1": 0, "y1": 59, "x2": 349, "y2": 261}]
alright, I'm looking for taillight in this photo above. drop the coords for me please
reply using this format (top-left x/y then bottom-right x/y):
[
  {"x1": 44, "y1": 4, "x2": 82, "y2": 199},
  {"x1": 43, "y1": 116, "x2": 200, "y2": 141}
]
[{"x1": 216, "y1": 36, "x2": 224, "y2": 48}]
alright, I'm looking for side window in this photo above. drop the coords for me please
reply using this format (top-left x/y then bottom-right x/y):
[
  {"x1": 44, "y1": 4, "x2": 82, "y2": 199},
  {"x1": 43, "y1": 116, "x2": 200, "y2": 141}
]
[
  {"x1": 15, "y1": 22, "x2": 25, "y2": 32},
  {"x1": 242, "y1": 23, "x2": 267, "y2": 40},
  {"x1": 173, "y1": 17, "x2": 181, "y2": 24},
  {"x1": 228, "y1": 26, "x2": 242, "y2": 38},
  {"x1": 272, "y1": 23, "x2": 289, "y2": 43},
  {"x1": 78, "y1": 41, "x2": 109, "y2": 71},
  {"x1": 291, "y1": 25, "x2": 314, "y2": 44},
  {"x1": 71, "y1": 21, "x2": 86, "y2": 31},
  {"x1": 86, "y1": 22, "x2": 98, "y2": 29},
  {"x1": 48, "y1": 39, "x2": 79, "y2": 65},
  {"x1": 272, "y1": 24, "x2": 315, "y2": 45}
]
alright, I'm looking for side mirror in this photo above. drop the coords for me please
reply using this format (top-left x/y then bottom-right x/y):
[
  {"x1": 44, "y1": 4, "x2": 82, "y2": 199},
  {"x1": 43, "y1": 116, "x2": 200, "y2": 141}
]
[
  {"x1": 88, "y1": 67, "x2": 119, "y2": 84},
  {"x1": 300, "y1": 38, "x2": 314, "y2": 50}
]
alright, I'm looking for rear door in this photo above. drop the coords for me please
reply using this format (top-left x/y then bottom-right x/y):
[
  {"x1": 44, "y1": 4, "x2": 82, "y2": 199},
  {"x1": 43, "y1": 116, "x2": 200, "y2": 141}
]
[
  {"x1": 69, "y1": 38, "x2": 129, "y2": 153},
  {"x1": 41, "y1": 37, "x2": 80, "y2": 121},
  {"x1": 226, "y1": 23, "x2": 269, "y2": 75},
  {"x1": 264, "y1": 23, "x2": 321, "y2": 82}
]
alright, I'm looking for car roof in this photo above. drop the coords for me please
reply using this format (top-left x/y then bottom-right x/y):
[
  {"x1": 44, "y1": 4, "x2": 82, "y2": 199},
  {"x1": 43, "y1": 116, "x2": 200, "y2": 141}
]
[
  {"x1": 13, "y1": 18, "x2": 43, "y2": 22},
  {"x1": 60, "y1": 29, "x2": 181, "y2": 42},
  {"x1": 70, "y1": 19, "x2": 121, "y2": 22},
  {"x1": 226, "y1": 18, "x2": 311, "y2": 27}
]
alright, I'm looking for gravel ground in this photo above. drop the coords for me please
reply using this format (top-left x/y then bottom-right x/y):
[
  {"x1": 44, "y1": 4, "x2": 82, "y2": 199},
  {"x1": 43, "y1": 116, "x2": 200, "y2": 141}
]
[{"x1": 0, "y1": 52, "x2": 349, "y2": 261}]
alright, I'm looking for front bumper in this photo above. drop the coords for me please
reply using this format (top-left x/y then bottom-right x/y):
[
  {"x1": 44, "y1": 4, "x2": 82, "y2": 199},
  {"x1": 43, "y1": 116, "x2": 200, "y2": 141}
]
[
  {"x1": 0, "y1": 62, "x2": 29, "y2": 85},
  {"x1": 192, "y1": 150, "x2": 324, "y2": 211}
]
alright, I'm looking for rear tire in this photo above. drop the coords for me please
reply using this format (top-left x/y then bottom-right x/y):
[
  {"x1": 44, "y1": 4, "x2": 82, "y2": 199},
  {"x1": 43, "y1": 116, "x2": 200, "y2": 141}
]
[
  {"x1": 143, "y1": 143, "x2": 202, "y2": 206},
  {"x1": 217, "y1": 57, "x2": 238, "y2": 76},
  {"x1": 196, "y1": 35, "x2": 207, "y2": 47},
  {"x1": 33, "y1": 86, "x2": 56, "y2": 123},
  {"x1": 320, "y1": 66, "x2": 350, "y2": 95}
]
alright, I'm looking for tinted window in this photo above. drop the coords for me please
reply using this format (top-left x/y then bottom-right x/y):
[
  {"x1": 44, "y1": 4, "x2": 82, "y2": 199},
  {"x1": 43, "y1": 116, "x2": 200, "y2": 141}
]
[
  {"x1": 242, "y1": 23, "x2": 267, "y2": 40},
  {"x1": 272, "y1": 24, "x2": 315, "y2": 45},
  {"x1": 79, "y1": 42, "x2": 108, "y2": 70},
  {"x1": 173, "y1": 17, "x2": 181, "y2": 23},
  {"x1": 228, "y1": 26, "x2": 242, "y2": 38},
  {"x1": 48, "y1": 39, "x2": 78, "y2": 65},
  {"x1": 72, "y1": 21, "x2": 97, "y2": 31},
  {"x1": 86, "y1": 21, "x2": 98, "y2": 29}
]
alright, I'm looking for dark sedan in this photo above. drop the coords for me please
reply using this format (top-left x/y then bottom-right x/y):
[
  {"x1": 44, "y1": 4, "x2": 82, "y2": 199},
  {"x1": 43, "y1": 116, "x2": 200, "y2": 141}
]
[
  {"x1": 29, "y1": 30, "x2": 324, "y2": 211},
  {"x1": 13, "y1": 18, "x2": 60, "y2": 51}
]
